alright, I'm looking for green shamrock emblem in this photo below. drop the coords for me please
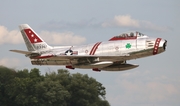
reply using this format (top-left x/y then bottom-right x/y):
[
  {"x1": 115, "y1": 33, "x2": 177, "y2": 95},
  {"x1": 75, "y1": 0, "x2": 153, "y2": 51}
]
[{"x1": 126, "y1": 43, "x2": 131, "y2": 49}]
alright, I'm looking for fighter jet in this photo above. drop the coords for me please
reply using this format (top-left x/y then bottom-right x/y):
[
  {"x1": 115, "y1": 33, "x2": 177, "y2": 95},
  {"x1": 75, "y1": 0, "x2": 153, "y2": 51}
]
[{"x1": 10, "y1": 24, "x2": 167, "y2": 71}]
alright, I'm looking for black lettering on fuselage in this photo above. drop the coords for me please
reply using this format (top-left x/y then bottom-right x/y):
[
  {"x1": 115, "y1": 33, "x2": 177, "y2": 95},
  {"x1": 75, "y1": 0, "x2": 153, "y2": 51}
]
[{"x1": 35, "y1": 44, "x2": 47, "y2": 50}]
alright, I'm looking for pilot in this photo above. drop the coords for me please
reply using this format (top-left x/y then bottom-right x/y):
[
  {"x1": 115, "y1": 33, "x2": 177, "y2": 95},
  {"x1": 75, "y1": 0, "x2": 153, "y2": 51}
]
[
  {"x1": 125, "y1": 34, "x2": 128, "y2": 37},
  {"x1": 122, "y1": 34, "x2": 125, "y2": 37},
  {"x1": 130, "y1": 32, "x2": 134, "y2": 37}
]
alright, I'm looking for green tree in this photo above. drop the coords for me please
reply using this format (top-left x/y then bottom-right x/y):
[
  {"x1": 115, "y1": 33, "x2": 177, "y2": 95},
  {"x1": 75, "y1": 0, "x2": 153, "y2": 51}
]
[
  {"x1": 16, "y1": 69, "x2": 29, "y2": 78},
  {"x1": 67, "y1": 73, "x2": 109, "y2": 106},
  {"x1": 4, "y1": 68, "x2": 44, "y2": 106},
  {"x1": 35, "y1": 78, "x2": 70, "y2": 106},
  {"x1": 47, "y1": 69, "x2": 110, "y2": 106},
  {"x1": 6, "y1": 77, "x2": 38, "y2": 105},
  {"x1": 0, "y1": 66, "x2": 17, "y2": 106},
  {"x1": 0, "y1": 67, "x2": 110, "y2": 106}
]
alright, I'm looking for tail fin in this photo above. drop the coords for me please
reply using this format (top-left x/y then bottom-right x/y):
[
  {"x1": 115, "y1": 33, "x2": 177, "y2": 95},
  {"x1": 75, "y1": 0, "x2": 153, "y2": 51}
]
[{"x1": 19, "y1": 24, "x2": 52, "y2": 51}]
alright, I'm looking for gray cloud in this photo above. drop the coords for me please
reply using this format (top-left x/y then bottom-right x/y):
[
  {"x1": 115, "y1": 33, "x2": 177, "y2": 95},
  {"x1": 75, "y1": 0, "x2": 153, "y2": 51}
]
[
  {"x1": 40, "y1": 19, "x2": 101, "y2": 31},
  {"x1": 0, "y1": 57, "x2": 21, "y2": 67},
  {"x1": 39, "y1": 31, "x2": 86, "y2": 45},
  {"x1": 102, "y1": 15, "x2": 170, "y2": 32},
  {"x1": 107, "y1": 70, "x2": 180, "y2": 106},
  {"x1": 0, "y1": 25, "x2": 86, "y2": 45},
  {"x1": 0, "y1": 25, "x2": 23, "y2": 45}
]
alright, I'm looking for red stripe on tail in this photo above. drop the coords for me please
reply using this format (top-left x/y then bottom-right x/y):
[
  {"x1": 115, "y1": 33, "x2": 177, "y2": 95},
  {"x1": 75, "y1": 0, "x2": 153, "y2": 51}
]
[{"x1": 24, "y1": 29, "x2": 43, "y2": 43}]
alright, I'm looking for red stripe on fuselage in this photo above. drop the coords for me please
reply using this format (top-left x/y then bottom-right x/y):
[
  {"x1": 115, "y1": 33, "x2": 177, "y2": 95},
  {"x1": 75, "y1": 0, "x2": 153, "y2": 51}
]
[
  {"x1": 92, "y1": 42, "x2": 101, "y2": 55},
  {"x1": 153, "y1": 38, "x2": 161, "y2": 55},
  {"x1": 89, "y1": 42, "x2": 101, "y2": 55}
]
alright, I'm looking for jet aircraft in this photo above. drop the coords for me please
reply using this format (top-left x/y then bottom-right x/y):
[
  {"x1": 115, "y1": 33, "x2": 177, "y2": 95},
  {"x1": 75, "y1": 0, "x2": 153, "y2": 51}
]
[{"x1": 10, "y1": 24, "x2": 167, "y2": 71}]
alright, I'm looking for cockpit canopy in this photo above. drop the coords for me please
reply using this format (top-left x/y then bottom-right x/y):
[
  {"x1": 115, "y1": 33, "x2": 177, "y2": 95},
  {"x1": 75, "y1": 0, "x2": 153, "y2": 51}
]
[{"x1": 109, "y1": 31, "x2": 148, "y2": 41}]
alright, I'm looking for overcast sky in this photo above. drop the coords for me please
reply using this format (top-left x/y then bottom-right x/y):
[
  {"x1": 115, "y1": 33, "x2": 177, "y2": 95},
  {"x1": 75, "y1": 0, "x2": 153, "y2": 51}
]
[{"x1": 0, "y1": 0, "x2": 180, "y2": 106}]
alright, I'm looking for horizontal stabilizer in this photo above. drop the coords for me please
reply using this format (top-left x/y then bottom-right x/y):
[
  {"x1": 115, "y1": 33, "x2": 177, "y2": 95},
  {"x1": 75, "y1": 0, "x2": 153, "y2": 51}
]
[{"x1": 10, "y1": 50, "x2": 39, "y2": 55}]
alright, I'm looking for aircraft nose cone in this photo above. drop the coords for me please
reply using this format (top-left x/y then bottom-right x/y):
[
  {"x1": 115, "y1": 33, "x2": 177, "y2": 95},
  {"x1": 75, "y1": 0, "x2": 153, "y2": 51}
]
[{"x1": 153, "y1": 38, "x2": 167, "y2": 55}]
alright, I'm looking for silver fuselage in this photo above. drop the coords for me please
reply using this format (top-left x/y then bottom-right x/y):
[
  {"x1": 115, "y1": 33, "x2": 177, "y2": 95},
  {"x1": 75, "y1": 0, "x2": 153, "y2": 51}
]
[
  {"x1": 11, "y1": 24, "x2": 167, "y2": 71},
  {"x1": 31, "y1": 37, "x2": 167, "y2": 68}
]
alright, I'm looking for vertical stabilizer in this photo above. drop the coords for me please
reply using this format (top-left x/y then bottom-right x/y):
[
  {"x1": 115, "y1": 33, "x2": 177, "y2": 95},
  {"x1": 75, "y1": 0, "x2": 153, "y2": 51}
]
[{"x1": 19, "y1": 24, "x2": 52, "y2": 51}]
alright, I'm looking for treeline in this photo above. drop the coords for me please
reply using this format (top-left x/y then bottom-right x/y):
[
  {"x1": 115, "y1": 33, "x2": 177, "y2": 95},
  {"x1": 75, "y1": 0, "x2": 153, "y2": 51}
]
[{"x1": 0, "y1": 66, "x2": 110, "y2": 106}]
